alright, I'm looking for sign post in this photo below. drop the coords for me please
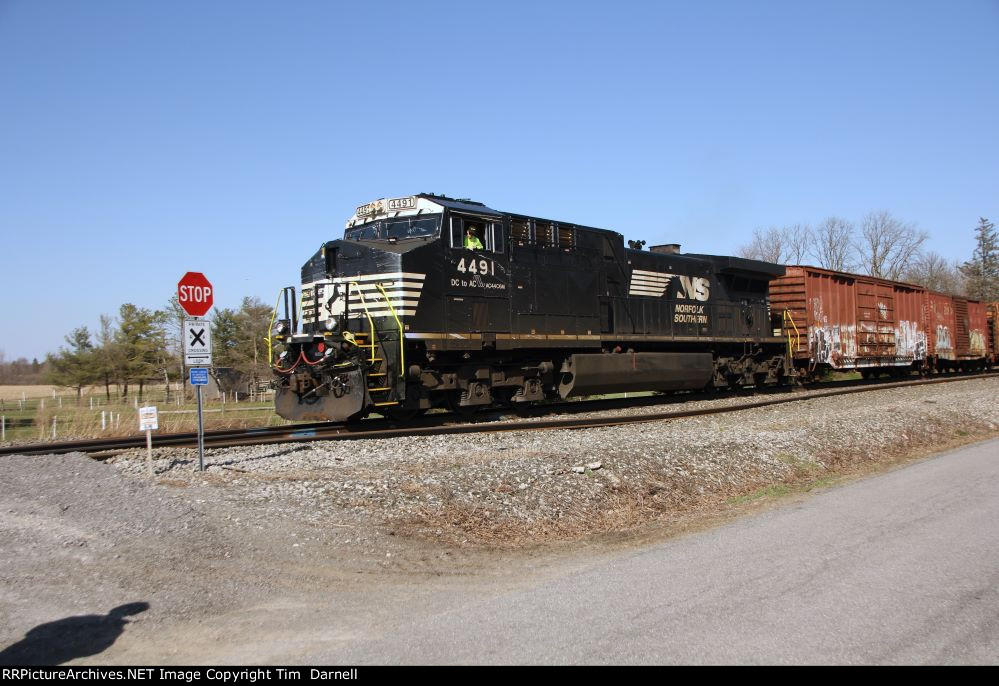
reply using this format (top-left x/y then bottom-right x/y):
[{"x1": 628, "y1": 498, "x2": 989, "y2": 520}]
[
  {"x1": 189, "y1": 367, "x2": 209, "y2": 471},
  {"x1": 178, "y1": 272, "x2": 214, "y2": 472},
  {"x1": 138, "y1": 406, "x2": 158, "y2": 476}
]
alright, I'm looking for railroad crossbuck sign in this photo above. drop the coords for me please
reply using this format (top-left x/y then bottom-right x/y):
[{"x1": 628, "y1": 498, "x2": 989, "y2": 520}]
[
  {"x1": 184, "y1": 319, "x2": 213, "y2": 367},
  {"x1": 177, "y1": 272, "x2": 214, "y2": 317}
]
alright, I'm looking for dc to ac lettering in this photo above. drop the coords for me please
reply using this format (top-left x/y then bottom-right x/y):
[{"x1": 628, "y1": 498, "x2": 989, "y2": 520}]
[{"x1": 450, "y1": 277, "x2": 507, "y2": 290}]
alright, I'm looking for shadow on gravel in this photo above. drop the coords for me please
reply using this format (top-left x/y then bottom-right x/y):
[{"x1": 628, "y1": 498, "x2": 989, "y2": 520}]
[{"x1": 0, "y1": 602, "x2": 149, "y2": 665}]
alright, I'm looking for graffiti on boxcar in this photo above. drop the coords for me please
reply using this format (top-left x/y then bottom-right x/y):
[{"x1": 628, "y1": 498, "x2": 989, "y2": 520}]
[
  {"x1": 808, "y1": 324, "x2": 857, "y2": 367},
  {"x1": 896, "y1": 320, "x2": 926, "y2": 359},
  {"x1": 878, "y1": 302, "x2": 889, "y2": 320},
  {"x1": 969, "y1": 329, "x2": 986, "y2": 356},
  {"x1": 935, "y1": 325, "x2": 954, "y2": 359}
]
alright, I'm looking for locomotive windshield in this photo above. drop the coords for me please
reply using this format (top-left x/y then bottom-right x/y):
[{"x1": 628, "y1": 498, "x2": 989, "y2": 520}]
[{"x1": 345, "y1": 216, "x2": 441, "y2": 241}]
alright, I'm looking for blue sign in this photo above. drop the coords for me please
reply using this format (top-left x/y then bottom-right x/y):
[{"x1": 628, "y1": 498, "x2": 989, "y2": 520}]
[{"x1": 189, "y1": 367, "x2": 209, "y2": 386}]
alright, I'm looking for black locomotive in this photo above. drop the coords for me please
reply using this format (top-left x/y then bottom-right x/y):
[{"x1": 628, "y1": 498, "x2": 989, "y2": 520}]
[{"x1": 271, "y1": 194, "x2": 790, "y2": 421}]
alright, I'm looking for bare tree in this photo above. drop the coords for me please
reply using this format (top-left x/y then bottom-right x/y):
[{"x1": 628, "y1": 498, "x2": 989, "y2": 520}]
[
  {"x1": 856, "y1": 210, "x2": 927, "y2": 280},
  {"x1": 784, "y1": 223, "x2": 812, "y2": 264},
  {"x1": 809, "y1": 217, "x2": 855, "y2": 272},
  {"x1": 738, "y1": 226, "x2": 786, "y2": 263},
  {"x1": 902, "y1": 251, "x2": 964, "y2": 294},
  {"x1": 737, "y1": 224, "x2": 814, "y2": 265}
]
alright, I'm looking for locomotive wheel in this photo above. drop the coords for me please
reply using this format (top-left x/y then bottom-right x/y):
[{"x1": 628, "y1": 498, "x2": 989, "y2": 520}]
[
  {"x1": 492, "y1": 388, "x2": 536, "y2": 417},
  {"x1": 384, "y1": 407, "x2": 426, "y2": 422},
  {"x1": 446, "y1": 391, "x2": 479, "y2": 417},
  {"x1": 504, "y1": 398, "x2": 536, "y2": 417}
]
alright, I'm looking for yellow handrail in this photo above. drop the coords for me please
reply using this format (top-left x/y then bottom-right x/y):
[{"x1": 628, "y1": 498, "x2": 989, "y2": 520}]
[
  {"x1": 783, "y1": 310, "x2": 801, "y2": 358},
  {"x1": 375, "y1": 282, "x2": 405, "y2": 384},
  {"x1": 265, "y1": 289, "x2": 283, "y2": 366},
  {"x1": 349, "y1": 282, "x2": 377, "y2": 365}
]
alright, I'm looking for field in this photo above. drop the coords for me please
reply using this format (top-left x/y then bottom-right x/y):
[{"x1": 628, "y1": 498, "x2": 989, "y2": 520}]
[
  {"x1": 0, "y1": 384, "x2": 286, "y2": 442},
  {"x1": 0, "y1": 385, "x2": 65, "y2": 400}
]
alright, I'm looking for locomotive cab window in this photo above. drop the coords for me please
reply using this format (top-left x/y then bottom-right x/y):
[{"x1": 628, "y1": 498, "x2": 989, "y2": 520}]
[{"x1": 450, "y1": 216, "x2": 502, "y2": 253}]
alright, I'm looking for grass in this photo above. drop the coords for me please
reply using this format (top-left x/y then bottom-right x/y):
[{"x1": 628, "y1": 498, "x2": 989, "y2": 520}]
[{"x1": 727, "y1": 484, "x2": 792, "y2": 504}]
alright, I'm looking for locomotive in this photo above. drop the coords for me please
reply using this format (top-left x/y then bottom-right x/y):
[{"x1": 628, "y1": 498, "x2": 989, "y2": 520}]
[{"x1": 270, "y1": 194, "x2": 791, "y2": 422}]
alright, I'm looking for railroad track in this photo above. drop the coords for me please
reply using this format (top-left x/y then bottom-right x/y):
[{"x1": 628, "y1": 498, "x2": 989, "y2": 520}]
[{"x1": 1, "y1": 372, "x2": 995, "y2": 458}]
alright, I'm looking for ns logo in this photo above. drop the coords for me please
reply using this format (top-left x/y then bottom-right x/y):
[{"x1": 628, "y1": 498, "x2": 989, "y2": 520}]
[{"x1": 677, "y1": 276, "x2": 710, "y2": 301}]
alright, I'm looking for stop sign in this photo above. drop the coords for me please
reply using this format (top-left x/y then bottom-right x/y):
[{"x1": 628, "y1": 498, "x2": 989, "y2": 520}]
[{"x1": 177, "y1": 272, "x2": 214, "y2": 317}]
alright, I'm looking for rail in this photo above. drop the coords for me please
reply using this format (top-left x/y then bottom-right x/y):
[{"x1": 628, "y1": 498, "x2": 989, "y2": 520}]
[{"x1": 2, "y1": 372, "x2": 994, "y2": 458}]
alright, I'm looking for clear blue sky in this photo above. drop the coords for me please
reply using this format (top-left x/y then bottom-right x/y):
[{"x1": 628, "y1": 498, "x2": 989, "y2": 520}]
[{"x1": 1, "y1": 0, "x2": 997, "y2": 360}]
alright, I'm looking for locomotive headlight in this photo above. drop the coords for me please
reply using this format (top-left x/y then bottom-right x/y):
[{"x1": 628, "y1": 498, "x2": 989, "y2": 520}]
[
  {"x1": 275, "y1": 321, "x2": 288, "y2": 335},
  {"x1": 324, "y1": 318, "x2": 338, "y2": 332}
]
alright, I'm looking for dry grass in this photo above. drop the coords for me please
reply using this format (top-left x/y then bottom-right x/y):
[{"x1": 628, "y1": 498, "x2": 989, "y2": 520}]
[
  {"x1": 0, "y1": 385, "x2": 63, "y2": 400},
  {"x1": 1, "y1": 386, "x2": 284, "y2": 442},
  {"x1": 399, "y1": 414, "x2": 999, "y2": 547}
]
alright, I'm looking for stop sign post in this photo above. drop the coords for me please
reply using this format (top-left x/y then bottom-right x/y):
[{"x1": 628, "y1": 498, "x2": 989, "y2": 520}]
[
  {"x1": 178, "y1": 271, "x2": 213, "y2": 471},
  {"x1": 178, "y1": 272, "x2": 213, "y2": 317}
]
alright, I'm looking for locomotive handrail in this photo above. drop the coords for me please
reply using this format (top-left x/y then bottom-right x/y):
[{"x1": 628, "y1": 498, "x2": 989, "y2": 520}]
[
  {"x1": 266, "y1": 288, "x2": 286, "y2": 366},
  {"x1": 349, "y1": 282, "x2": 378, "y2": 365},
  {"x1": 375, "y1": 282, "x2": 405, "y2": 389}
]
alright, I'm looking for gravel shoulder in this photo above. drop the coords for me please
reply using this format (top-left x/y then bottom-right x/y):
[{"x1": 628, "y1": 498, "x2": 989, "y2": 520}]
[{"x1": 1, "y1": 377, "x2": 996, "y2": 664}]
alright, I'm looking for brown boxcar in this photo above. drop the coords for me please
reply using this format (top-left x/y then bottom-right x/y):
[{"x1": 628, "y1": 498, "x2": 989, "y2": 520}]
[
  {"x1": 925, "y1": 294, "x2": 991, "y2": 370},
  {"x1": 770, "y1": 266, "x2": 927, "y2": 376},
  {"x1": 924, "y1": 291, "x2": 957, "y2": 365},
  {"x1": 960, "y1": 298, "x2": 990, "y2": 365}
]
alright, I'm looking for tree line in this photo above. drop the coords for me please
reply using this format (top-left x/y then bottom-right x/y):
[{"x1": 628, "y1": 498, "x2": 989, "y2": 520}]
[
  {"x1": 739, "y1": 214, "x2": 998, "y2": 300},
  {"x1": 20, "y1": 216, "x2": 998, "y2": 398},
  {"x1": 38, "y1": 296, "x2": 273, "y2": 401}
]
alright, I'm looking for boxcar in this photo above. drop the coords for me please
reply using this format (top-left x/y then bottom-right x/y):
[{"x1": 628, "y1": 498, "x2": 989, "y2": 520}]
[{"x1": 770, "y1": 266, "x2": 927, "y2": 377}]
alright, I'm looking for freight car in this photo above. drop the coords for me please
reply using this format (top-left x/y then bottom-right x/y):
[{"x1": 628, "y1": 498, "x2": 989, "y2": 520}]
[
  {"x1": 771, "y1": 265, "x2": 994, "y2": 379},
  {"x1": 270, "y1": 194, "x2": 791, "y2": 421}
]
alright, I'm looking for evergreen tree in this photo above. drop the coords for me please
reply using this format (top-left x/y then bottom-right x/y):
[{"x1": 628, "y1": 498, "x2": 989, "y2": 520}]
[
  {"x1": 210, "y1": 308, "x2": 241, "y2": 371},
  {"x1": 234, "y1": 296, "x2": 274, "y2": 389},
  {"x1": 209, "y1": 298, "x2": 272, "y2": 393},
  {"x1": 115, "y1": 304, "x2": 167, "y2": 399},
  {"x1": 960, "y1": 217, "x2": 998, "y2": 300},
  {"x1": 45, "y1": 327, "x2": 99, "y2": 400}
]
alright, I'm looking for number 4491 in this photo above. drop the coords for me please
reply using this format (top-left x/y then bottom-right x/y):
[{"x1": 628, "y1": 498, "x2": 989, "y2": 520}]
[{"x1": 457, "y1": 257, "x2": 494, "y2": 276}]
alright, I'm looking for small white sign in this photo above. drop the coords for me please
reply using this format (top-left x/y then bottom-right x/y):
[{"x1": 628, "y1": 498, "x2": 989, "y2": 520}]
[
  {"x1": 139, "y1": 406, "x2": 158, "y2": 431},
  {"x1": 184, "y1": 319, "x2": 213, "y2": 366}
]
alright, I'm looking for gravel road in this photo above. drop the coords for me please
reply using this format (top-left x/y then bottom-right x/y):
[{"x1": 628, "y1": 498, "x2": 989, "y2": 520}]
[{"x1": 0, "y1": 377, "x2": 996, "y2": 664}]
